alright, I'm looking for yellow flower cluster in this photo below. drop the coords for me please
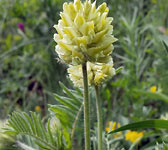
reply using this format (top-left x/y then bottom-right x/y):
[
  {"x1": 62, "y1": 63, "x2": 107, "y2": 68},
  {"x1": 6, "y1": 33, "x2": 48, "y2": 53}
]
[
  {"x1": 125, "y1": 131, "x2": 144, "y2": 143},
  {"x1": 105, "y1": 121, "x2": 121, "y2": 138},
  {"x1": 54, "y1": 0, "x2": 117, "y2": 65},
  {"x1": 68, "y1": 62, "x2": 115, "y2": 87}
]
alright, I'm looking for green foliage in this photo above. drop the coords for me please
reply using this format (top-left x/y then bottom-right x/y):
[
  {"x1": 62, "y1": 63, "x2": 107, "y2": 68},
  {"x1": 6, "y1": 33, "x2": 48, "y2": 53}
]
[
  {"x1": 161, "y1": 35, "x2": 168, "y2": 54},
  {"x1": 5, "y1": 111, "x2": 70, "y2": 150},
  {"x1": 0, "y1": 0, "x2": 68, "y2": 118},
  {"x1": 101, "y1": 0, "x2": 168, "y2": 125},
  {"x1": 109, "y1": 120, "x2": 168, "y2": 134},
  {"x1": 0, "y1": 132, "x2": 17, "y2": 150},
  {"x1": 155, "y1": 143, "x2": 168, "y2": 150},
  {"x1": 49, "y1": 82, "x2": 83, "y2": 139},
  {"x1": 163, "y1": 41, "x2": 168, "y2": 53},
  {"x1": 135, "y1": 90, "x2": 168, "y2": 103},
  {"x1": 2, "y1": 82, "x2": 84, "y2": 149}
]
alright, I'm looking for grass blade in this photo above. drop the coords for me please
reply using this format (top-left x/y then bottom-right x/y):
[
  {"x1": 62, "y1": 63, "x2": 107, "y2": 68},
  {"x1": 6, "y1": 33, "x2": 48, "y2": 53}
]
[{"x1": 109, "y1": 119, "x2": 168, "y2": 134}]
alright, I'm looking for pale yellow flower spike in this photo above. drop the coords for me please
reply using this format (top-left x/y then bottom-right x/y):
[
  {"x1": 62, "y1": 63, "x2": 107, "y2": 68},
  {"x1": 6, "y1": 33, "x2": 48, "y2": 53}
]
[
  {"x1": 68, "y1": 62, "x2": 115, "y2": 87},
  {"x1": 54, "y1": 0, "x2": 117, "y2": 65}
]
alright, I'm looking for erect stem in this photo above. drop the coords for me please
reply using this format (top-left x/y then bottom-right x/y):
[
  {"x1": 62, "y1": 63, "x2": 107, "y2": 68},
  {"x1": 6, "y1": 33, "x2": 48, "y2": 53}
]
[
  {"x1": 95, "y1": 85, "x2": 103, "y2": 150},
  {"x1": 82, "y1": 62, "x2": 91, "y2": 150}
]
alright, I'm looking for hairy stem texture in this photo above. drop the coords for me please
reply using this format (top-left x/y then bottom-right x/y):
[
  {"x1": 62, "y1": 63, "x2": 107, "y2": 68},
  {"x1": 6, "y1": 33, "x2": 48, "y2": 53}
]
[
  {"x1": 95, "y1": 85, "x2": 103, "y2": 150},
  {"x1": 82, "y1": 62, "x2": 91, "y2": 150}
]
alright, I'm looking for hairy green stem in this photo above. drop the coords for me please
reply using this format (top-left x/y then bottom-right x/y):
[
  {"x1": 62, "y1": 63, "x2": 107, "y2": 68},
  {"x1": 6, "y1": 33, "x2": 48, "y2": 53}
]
[
  {"x1": 82, "y1": 62, "x2": 90, "y2": 150},
  {"x1": 95, "y1": 85, "x2": 103, "y2": 150}
]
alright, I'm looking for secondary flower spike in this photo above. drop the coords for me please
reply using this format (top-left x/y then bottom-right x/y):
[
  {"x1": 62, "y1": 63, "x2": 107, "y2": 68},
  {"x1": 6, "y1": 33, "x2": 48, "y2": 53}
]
[
  {"x1": 68, "y1": 61, "x2": 115, "y2": 87},
  {"x1": 54, "y1": 0, "x2": 117, "y2": 65}
]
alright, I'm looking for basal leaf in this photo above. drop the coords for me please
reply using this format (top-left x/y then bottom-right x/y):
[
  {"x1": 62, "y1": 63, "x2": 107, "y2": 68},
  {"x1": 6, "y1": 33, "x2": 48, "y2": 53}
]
[{"x1": 7, "y1": 112, "x2": 57, "y2": 150}]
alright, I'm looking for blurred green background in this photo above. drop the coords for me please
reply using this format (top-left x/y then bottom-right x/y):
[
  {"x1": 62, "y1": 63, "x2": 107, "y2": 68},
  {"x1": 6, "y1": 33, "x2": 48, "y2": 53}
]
[{"x1": 0, "y1": 0, "x2": 168, "y2": 148}]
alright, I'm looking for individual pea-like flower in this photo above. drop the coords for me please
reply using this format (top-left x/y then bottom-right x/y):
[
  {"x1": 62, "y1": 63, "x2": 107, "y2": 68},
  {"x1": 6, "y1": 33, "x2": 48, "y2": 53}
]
[
  {"x1": 67, "y1": 61, "x2": 115, "y2": 87},
  {"x1": 54, "y1": 0, "x2": 117, "y2": 65}
]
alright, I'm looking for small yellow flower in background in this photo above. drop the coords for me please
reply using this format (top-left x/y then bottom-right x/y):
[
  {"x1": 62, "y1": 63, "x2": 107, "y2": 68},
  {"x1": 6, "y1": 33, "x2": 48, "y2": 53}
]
[
  {"x1": 105, "y1": 121, "x2": 121, "y2": 138},
  {"x1": 68, "y1": 61, "x2": 115, "y2": 87},
  {"x1": 125, "y1": 131, "x2": 144, "y2": 143},
  {"x1": 54, "y1": 0, "x2": 117, "y2": 65},
  {"x1": 35, "y1": 105, "x2": 41, "y2": 112},
  {"x1": 150, "y1": 86, "x2": 157, "y2": 93},
  {"x1": 105, "y1": 121, "x2": 121, "y2": 132}
]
